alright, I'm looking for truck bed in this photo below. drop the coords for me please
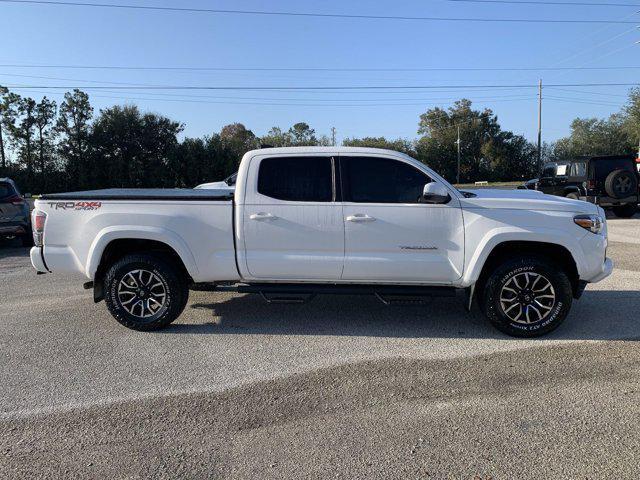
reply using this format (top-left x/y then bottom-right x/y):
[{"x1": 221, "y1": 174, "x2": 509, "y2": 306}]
[{"x1": 40, "y1": 188, "x2": 233, "y2": 201}]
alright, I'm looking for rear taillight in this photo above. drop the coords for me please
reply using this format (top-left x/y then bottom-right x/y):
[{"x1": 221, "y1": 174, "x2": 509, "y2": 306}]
[
  {"x1": 6, "y1": 194, "x2": 25, "y2": 206},
  {"x1": 32, "y1": 209, "x2": 47, "y2": 246}
]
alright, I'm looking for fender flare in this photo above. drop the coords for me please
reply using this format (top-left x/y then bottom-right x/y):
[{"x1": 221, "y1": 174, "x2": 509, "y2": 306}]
[
  {"x1": 85, "y1": 225, "x2": 199, "y2": 280},
  {"x1": 461, "y1": 227, "x2": 586, "y2": 287}
]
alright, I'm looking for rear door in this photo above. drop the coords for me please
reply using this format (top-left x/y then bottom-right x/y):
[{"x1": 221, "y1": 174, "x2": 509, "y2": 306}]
[
  {"x1": 340, "y1": 155, "x2": 464, "y2": 284},
  {"x1": 241, "y1": 155, "x2": 344, "y2": 280}
]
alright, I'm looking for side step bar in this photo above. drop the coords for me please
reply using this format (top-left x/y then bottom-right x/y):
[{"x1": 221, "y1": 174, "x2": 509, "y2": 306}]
[{"x1": 192, "y1": 282, "x2": 457, "y2": 305}]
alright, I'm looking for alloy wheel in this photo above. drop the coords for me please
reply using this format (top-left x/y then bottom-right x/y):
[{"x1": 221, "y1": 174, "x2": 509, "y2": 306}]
[
  {"x1": 499, "y1": 272, "x2": 556, "y2": 324},
  {"x1": 117, "y1": 269, "x2": 167, "y2": 319}
]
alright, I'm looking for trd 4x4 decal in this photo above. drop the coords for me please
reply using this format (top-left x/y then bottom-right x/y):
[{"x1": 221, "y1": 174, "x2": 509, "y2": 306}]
[{"x1": 47, "y1": 201, "x2": 102, "y2": 211}]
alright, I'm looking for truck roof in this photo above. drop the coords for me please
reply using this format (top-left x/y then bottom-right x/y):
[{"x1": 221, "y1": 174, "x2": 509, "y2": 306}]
[{"x1": 245, "y1": 146, "x2": 414, "y2": 158}]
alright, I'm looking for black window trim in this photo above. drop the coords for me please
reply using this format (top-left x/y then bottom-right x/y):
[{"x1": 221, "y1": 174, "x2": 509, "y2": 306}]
[{"x1": 338, "y1": 154, "x2": 432, "y2": 204}]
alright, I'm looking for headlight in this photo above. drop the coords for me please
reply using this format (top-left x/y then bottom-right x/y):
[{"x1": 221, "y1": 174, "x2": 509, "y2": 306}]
[{"x1": 574, "y1": 214, "x2": 604, "y2": 234}]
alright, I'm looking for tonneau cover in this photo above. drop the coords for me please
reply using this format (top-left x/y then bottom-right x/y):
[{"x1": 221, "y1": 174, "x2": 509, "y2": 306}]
[{"x1": 40, "y1": 188, "x2": 233, "y2": 201}]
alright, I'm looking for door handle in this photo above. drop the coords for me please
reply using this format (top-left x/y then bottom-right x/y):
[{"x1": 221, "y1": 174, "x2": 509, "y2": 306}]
[
  {"x1": 346, "y1": 214, "x2": 376, "y2": 222},
  {"x1": 250, "y1": 212, "x2": 277, "y2": 221}
]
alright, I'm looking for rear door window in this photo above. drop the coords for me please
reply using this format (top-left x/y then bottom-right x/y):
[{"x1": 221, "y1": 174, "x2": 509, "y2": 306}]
[
  {"x1": 258, "y1": 156, "x2": 333, "y2": 202},
  {"x1": 341, "y1": 156, "x2": 430, "y2": 204}
]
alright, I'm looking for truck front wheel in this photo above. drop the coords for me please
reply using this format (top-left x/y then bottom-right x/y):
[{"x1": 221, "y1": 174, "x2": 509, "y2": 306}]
[
  {"x1": 481, "y1": 256, "x2": 573, "y2": 337},
  {"x1": 103, "y1": 254, "x2": 189, "y2": 331}
]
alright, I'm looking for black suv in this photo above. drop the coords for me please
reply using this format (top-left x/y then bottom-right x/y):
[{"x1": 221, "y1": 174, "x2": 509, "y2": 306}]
[
  {"x1": 0, "y1": 178, "x2": 32, "y2": 246},
  {"x1": 536, "y1": 155, "x2": 639, "y2": 218}
]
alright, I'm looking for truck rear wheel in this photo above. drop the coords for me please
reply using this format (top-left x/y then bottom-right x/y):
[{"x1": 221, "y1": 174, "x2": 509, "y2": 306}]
[
  {"x1": 104, "y1": 254, "x2": 188, "y2": 331},
  {"x1": 481, "y1": 256, "x2": 573, "y2": 337}
]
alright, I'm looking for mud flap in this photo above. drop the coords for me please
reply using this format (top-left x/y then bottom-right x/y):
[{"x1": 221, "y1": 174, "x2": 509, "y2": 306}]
[{"x1": 465, "y1": 284, "x2": 475, "y2": 312}]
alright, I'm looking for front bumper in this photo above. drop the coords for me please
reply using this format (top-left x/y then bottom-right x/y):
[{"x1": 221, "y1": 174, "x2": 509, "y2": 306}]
[{"x1": 587, "y1": 257, "x2": 613, "y2": 283}]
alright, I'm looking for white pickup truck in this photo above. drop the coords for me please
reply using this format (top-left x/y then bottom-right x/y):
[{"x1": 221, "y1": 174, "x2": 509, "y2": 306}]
[{"x1": 30, "y1": 147, "x2": 612, "y2": 337}]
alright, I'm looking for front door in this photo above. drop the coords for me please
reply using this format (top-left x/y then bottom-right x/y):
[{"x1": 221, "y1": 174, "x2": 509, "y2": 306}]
[
  {"x1": 340, "y1": 155, "x2": 464, "y2": 284},
  {"x1": 242, "y1": 155, "x2": 344, "y2": 280}
]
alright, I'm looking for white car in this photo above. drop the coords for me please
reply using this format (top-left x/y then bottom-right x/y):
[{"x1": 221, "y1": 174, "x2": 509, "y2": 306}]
[
  {"x1": 31, "y1": 147, "x2": 612, "y2": 337},
  {"x1": 194, "y1": 172, "x2": 237, "y2": 191}
]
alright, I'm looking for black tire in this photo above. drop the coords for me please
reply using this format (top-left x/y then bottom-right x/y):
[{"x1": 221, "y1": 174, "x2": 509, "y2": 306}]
[
  {"x1": 612, "y1": 203, "x2": 638, "y2": 218},
  {"x1": 482, "y1": 256, "x2": 573, "y2": 337},
  {"x1": 604, "y1": 169, "x2": 638, "y2": 199},
  {"x1": 104, "y1": 254, "x2": 188, "y2": 331},
  {"x1": 565, "y1": 192, "x2": 580, "y2": 200}
]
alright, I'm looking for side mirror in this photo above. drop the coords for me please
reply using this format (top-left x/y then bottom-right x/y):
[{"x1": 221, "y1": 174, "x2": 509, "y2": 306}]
[{"x1": 423, "y1": 182, "x2": 451, "y2": 204}]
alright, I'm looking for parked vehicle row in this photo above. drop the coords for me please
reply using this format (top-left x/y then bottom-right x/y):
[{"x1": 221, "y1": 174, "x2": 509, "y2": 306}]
[
  {"x1": 30, "y1": 147, "x2": 612, "y2": 337},
  {"x1": 0, "y1": 177, "x2": 32, "y2": 246},
  {"x1": 520, "y1": 155, "x2": 639, "y2": 218}
]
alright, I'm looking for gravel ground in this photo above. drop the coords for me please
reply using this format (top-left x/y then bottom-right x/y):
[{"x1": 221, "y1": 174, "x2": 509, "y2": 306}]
[{"x1": 0, "y1": 216, "x2": 638, "y2": 478}]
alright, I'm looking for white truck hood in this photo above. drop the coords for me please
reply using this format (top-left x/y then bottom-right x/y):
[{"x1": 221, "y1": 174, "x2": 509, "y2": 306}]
[{"x1": 459, "y1": 188, "x2": 599, "y2": 214}]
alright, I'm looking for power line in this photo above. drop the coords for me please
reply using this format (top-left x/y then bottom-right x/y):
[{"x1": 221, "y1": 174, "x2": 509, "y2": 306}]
[
  {"x1": 544, "y1": 23, "x2": 637, "y2": 71},
  {"x1": 0, "y1": 0, "x2": 637, "y2": 24},
  {"x1": 546, "y1": 86, "x2": 631, "y2": 97},
  {"x1": 8, "y1": 88, "x2": 538, "y2": 107},
  {"x1": 448, "y1": 0, "x2": 640, "y2": 6},
  {"x1": 545, "y1": 95, "x2": 622, "y2": 106},
  {"x1": 3, "y1": 82, "x2": 639, "y2": 91},
  {"x1": 2, "y1": 63, "x2": 640, "y2": 72}
]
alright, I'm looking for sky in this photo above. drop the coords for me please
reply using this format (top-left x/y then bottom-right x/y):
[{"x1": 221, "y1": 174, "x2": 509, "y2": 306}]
[{"x1": 1, "y1": 0, "x2": 639, "y2": 145}]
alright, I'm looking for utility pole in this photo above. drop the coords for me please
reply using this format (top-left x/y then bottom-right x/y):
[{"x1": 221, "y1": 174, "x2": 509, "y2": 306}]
[
  {"x1": 456, "y1": 125, "x2": 461, "y2": 184},
  {"x1": 331, "y1": 127, "x2": 336, "y2": 147},
  {"x1": 537, "y1": 78, "x2": 543, "y2": 174}
]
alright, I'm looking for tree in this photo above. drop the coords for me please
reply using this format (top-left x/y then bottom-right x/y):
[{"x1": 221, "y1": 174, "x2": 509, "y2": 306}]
[
  {"x1": 288, "y1": 122, "x2": 316, "y2": 145},
  {"x1": 90, "y1": 105, "x2": 182, "y2": 188},
  {"x1": 553, "y1": 116, "x2": 633, "y2": 160},
  {"x1": 622, "y1": 88, "x2": 640, "y2": 153},
  {"x1": 0, "y1": 86, "x2": 9, "y2": 171},
  {"x1": 5, "y1": 94, "x2": 37, "y2": 184},
  {"x1": 34, "y1": 97, "x2": 57, "y2": 190},
  {"x1": 261, "y1": 123, "x2": 330, "y2": 147},
  {"x1": 56, "y1": 90, "x2": 93, "y2": 189},
  {"x1": 416, "y1": 99, "x2": 535, "y2": 183},
  {"x1": 342, "y1": 136, "x2": 416, "y2": 156},
  {"x1": 220, "y1": 123, "x2": 259, "y2": 166},
  {"x1": 261, "y1": 126, "x2": 290, "y2": 147},
  {"x1": 481, "y1": 132, "x2": 538, "y2": 181}
]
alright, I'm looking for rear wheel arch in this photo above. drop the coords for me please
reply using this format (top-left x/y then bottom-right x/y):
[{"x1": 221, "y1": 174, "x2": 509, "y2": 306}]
[{"x1": 93, "y1": 238, "x2": 192, "y2": 302}]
